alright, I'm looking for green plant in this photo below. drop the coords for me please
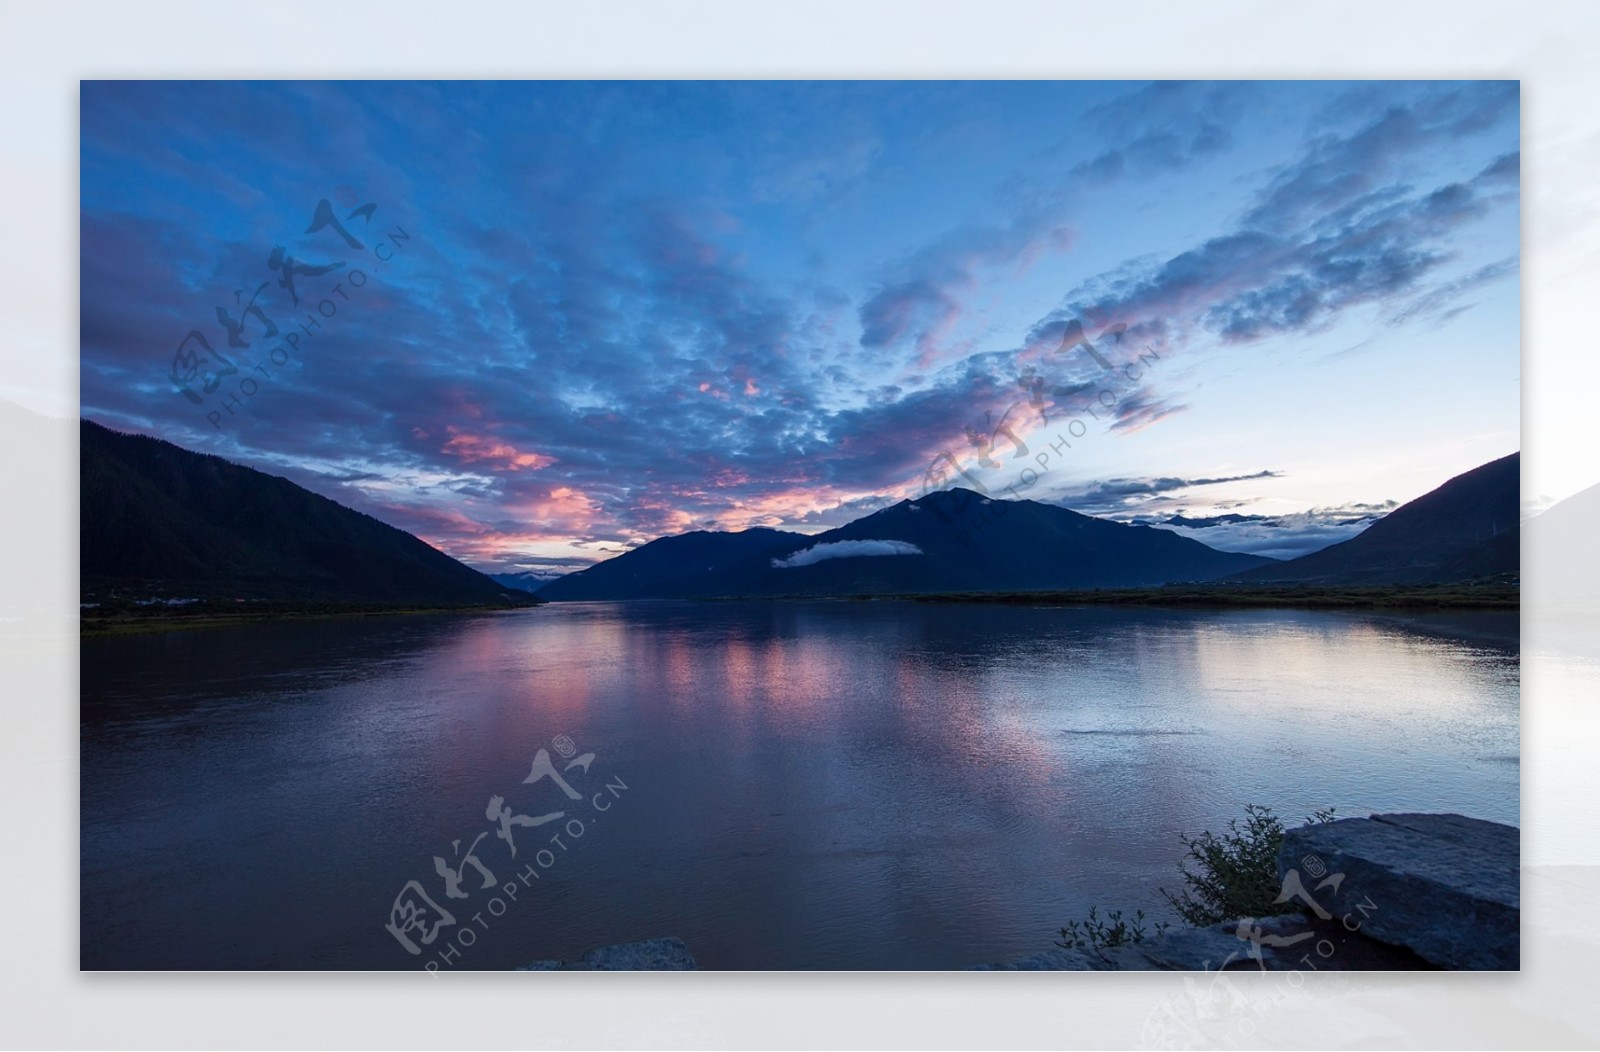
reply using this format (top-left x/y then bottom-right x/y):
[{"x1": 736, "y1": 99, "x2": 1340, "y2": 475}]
[
  {"x1": 1054, "y1": 805, "x2": 1341, "y2": 950},
  {"x1": 1159, "y1": 804, "x2": 1338, "y2": 926},
  {"x1": 1055, "y1": 906, "x2": 1168, "y2": 961},
  {"x1": 1160, "y1": 804, "x2": 1287, "y2": 925}
]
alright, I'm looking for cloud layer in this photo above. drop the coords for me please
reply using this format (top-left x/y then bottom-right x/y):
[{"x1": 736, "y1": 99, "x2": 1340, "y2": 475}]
[
  {"x1": 772, "y1": 539, "x2": 925, "y2": 569},
  {"x1": 78, "y1": 81, "x2": 1519, "y2": 574}
]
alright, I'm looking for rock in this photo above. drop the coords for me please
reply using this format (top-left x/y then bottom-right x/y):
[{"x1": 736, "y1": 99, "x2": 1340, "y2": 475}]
[
  {"x1": 1081, "y1": 916, "x2": 1297, "y2": 971},
  {"x1": 969, "y1": 947, "x2": 1097, "y2": 970},
  {"x1": 979, "y1": 811, "x2": 1511, "y2": 973},
  {"x1": 976, "y1": 918, "x2": 1310, "y2": 972},
  {"x1": 515, "y1": 936, "x2": 698, "y2": 971},
  {"x1": 1125, "y1": 922, "x2": 1286, "y2": 970},
  {"x1": 1278, "y1": 813, "x2": 1519, "y2": 970},
  {"x1": 582, "y1": 937, "x2": 697, "y2": 970}
]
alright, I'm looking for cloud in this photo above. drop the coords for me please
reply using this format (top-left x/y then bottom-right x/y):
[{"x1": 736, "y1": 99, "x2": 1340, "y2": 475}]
[
  {"x1": 1142, "y1": 502, "x2": 1400, "y2": 560},
  {"x1": 1383, "y1": 255, "x2": 1519, "y2": 328},
  {"x1": 1028, "y1": 82, "x2": 1519, "y2": 362},
  {"x1": 76, "y1": 82, "x2": 1518, "y2": 572},
  {"x1": 1476, "y1": 149, "x2": 1520, "y2": 187},
  {"x1": 771, "y1": 539, "x2": 924, "y2": 569},
  {"x1": 440, "y1": 428, "x2": 557, "y2": 471},
  {"x1": 1060, "y1": 81, "x2": 1247, "y2": 185},
  {"x1": 1057, "y1": 470, "x2": 1283, "y2": 514},
  {"x1": 1108, "y1": 386, "x2": 1190, "y2": 433},
  {"x1": 856, "y1": 82, "x2": 1256, "y2": 369},
  {"x1": 1242, "y1": 83, "x2": 1517, "y2": 232},
  {"x1": 857, "y1": 214, "x2": 1075, "y2": 365},
  {"x1": 858, "y1": 278, "x2": 960, "y2": 352}
]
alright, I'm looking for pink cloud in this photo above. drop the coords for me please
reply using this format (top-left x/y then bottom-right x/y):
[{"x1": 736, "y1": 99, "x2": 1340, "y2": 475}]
[{"x1": 441, "y1": 428, "x2": 556, "y2": 472}]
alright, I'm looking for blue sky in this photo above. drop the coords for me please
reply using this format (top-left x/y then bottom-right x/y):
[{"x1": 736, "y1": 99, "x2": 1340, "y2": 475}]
[{"x1": 79, "y1": 80, "x2": 1520, "y2": 573}]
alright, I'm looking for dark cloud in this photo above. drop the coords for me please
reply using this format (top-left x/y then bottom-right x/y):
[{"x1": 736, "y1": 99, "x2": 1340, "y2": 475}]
[
  {"x1": 1028, "y1": 83, "x2": 1518, "y2": 358},
  {"x1": 1242, "y1": 82, "x2": 1517, "y2": 233},
  {"x1": 856, "y1": 209, "x2": 1075, "y2": 362},
  {"x1": 860, "y1": 82, "x2": 1256, "y2": 365},
  {"x1": 859, "y1": 278, "x2": 960, "y2": 352},
  {"x1": 1063, "y1": 81, "x2": 1248, "y2": 185},
  {"x1": 1108, "y1": 386, "x2": 1190, "y2": 433},
  {"x1": 1056, "y1": 470, "x2": 1283, "y2": 515},
  {"x1": 1476, "y1": 150, "x2": 1521, "y2": 186}
]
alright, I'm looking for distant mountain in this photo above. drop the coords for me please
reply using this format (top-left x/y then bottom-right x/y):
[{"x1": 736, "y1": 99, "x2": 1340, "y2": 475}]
[
  {"x1": 1229, "y1": 452, "x2": 1519, "y2": 586},
  {"x1": 1160, "y1": 512, "x2": 1265, "y2": 528},
  {"x1": 536, "y1": 527, "x2": 803, "y2": 601},
  {"x1": 537, "y1": 489, "x2": 1272, "y2": 600},
  {"x1": 81, "y1": 419, "x2": 534, "y2": 608},
  {"x1": 489, "y1": 571, "x2": 558, "y2": 594}
]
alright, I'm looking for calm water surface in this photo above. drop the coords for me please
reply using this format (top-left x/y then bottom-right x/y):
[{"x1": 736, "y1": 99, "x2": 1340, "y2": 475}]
[{"x1": 80, "y1": 601, "x2": 1519, "y2": 969}]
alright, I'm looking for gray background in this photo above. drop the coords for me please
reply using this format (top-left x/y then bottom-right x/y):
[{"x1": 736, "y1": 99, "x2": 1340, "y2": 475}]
[{"x1": 6, "y1": 0, "x2": 1596, "y2": 1046}]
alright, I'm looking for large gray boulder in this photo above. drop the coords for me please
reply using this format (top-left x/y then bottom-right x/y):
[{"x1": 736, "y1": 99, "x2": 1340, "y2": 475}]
[{"x1": 1278, "y1": 813, "x2": 1519, "y2": 970}]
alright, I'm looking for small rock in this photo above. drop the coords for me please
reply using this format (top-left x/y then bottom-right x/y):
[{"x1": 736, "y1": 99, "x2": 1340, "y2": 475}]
[
  {"x1": 1129, "y1": 923, "x2": 1284, "y2": 970},
  {"x1": 515, "y1": 936, "x2": 698, "y2": 971},
  {"x1": 582, "y1": 937, "x2": 697, "y2": 970}
]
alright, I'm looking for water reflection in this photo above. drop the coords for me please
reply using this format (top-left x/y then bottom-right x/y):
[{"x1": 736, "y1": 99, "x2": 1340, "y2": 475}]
[{"x1": 81, "y1": 601, "x2": 1518, "y2": 969}]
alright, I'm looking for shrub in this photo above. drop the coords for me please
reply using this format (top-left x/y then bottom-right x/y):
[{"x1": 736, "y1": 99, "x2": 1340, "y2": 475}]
[
  {"x1": 1160, "y1": 805, "x2": 1338, "y2": 926},
  {"x1": 1055, "y1": 906, "x2": 1168, "y2": 961},
  {"x1": 1056, "y1": 805, "x2": 1339, "y2": 947}
]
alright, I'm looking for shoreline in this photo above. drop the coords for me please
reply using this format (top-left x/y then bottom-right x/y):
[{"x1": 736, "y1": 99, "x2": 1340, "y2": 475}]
[
  {"x1": 79, "y1": 599, "x2": 542, "y2": 637},
  {"x1": 674, "y1": 583, "x2": 1521, "y2": 611},
  {"x1": 895, "y1": 583, "x2": 1519, "y2": 610},
  {"x1": 83, "y1": 584, "x2": 1519, "y2": 633}
]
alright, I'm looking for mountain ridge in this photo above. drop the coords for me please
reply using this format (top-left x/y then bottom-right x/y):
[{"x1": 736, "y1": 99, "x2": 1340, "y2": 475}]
[
  {"x1": 536, "y1": 526, "x2": 804, "y2": 601},
  {"x1": 81, "y1": 419, "x2": 534, "y2": 609},
  {"x1": 537, "y1": 488, "x2": 1274, "y2": 600},
  {"x1": 535, "y1": 454, "x2": 1522, "y2": 601},
  {"x1": 1227, "y1": 452, "x2": 1519, "y2": 586}
]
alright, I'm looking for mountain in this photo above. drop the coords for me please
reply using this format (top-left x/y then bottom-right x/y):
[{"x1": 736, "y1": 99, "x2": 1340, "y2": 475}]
[
  {"x1": 536, "y1": 527, "x2": 803, "y2": 600},
  {"x1": 1229, "y1": 452, "x2": 1519, "y2": 586},
  {"x1": 489, "y1": 571, "x2": 558, "y2": 594},
  {"x1": 1160, "y1": 513, "x2": 1265, "y2": 528},
  {"x1": 81, "y1": 419, "x2": 534, "y2": 608},
  {"x1": 537, "y1": 489, "x2": 1272, "y2": 600}
]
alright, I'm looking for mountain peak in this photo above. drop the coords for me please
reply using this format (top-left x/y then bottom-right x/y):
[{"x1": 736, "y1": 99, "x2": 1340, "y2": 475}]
[
  {"x1": 1230, "y1": 452, "x2": 1519, "y2": 586},
  {"x1": 539, "y1": 480, "x2": 1271, "y2": 599}
]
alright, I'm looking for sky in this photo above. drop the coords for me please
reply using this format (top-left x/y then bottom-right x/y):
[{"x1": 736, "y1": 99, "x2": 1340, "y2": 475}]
[{"x1": 79, "y1": 80, "x2": 1521, "y2": 575}]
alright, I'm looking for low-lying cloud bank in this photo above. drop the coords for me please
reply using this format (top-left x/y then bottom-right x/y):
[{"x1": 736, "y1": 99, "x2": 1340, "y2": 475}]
[
  {"x1": 1141, "y1": 504, "x2": 1395, "y2": 560},
  {"x1": 772, "y1": 539, "x2": 924, "y2": 569}
]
